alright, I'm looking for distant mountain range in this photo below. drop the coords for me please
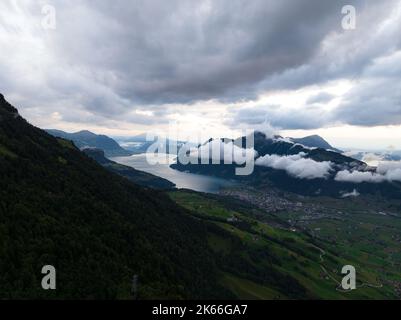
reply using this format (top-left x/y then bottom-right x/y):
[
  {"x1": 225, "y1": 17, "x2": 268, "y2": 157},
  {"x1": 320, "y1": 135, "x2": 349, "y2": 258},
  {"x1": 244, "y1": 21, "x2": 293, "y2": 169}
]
[
  {"x1": 46, "y1": 129, "x2": 132, "y2": 157},
  {"x1": 0, "y1": 94, "x2": 229, "y2": 298},
  {"x1": 46, "y1": 128, "x2": 343, "y2": 161},
  {"x1": 2, "y1": 94, "x2": 400, "y2": 300},
  {"x1": 116, "y1": 134, "x2": 189, "y2": 154},
  {"x1": 0, "y1": 94, "x2": 336, "y2": 299},
  {"x1": 239, "y1": 132, "x2": 355, "y2": 165},
  {"x1": 171, "y1": 131, "x2": 401, "y2": 198},
  {"x1": 117, "y1": 133, "x2": 341, "y2": 156}
]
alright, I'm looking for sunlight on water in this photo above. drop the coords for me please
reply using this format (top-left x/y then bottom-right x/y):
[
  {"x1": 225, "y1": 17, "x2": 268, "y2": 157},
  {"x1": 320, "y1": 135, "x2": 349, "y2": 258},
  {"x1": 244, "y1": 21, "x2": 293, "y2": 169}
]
[{"x1": 111, "y1": 153, "x2": 237, "y2": 194}]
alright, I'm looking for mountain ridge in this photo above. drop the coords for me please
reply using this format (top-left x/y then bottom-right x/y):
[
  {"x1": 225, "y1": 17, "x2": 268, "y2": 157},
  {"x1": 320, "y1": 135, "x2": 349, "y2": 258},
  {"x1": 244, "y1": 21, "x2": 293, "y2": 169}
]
[
  {"x1": 2, "y1": 94, "x2": 400, "y2": 299},
  {"x1": 290, "y1": 134, "x2": 342, "y2": 153},
  {"x1": 46, "y1": 129, "x2": 132, "y2": 157},
  {"x1": 172, "y1": 131, "x2": 401, "y2": 198},
  {"x1": 0, "y1": 94, "x2": 228, "y2": 299}
]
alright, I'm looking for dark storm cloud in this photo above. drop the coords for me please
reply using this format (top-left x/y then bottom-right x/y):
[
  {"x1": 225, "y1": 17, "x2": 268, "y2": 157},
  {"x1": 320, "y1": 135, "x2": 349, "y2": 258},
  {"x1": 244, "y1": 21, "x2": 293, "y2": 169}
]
[
  {"x1": 49, "y1": 0, "x2": 349, "y2": 105},
  {"x1": 334, "y1": 78, "x2": 401, "y2": 126},
  {"x1": 306, "y1": 92, "x2": 335, "y2": 104},
  {"x1": 226, "y1": 105, "x2": 330, "y2": 130},
  {"x1": 331, "y1": 50, "x2": 401, "y2": 127},
  {"x1": 1, "y1": 0, "x2": 401, "y2": 129}
]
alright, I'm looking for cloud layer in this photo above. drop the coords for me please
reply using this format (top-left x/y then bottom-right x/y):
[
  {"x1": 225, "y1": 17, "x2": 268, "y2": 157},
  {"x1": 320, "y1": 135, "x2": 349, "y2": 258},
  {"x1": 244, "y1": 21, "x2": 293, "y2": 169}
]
[
  {"x1": 255, "y1": 152, "x2": 333, "y2": 179},
  {"x1": 335, "y1": 161, "x2": 401, "y2": 183},
  {"x1": 341, "y1": 189, "x2": 361, "y2": 198},
  {"x1": 1, "y1": 0, "x2": 401, "y2": 134}
]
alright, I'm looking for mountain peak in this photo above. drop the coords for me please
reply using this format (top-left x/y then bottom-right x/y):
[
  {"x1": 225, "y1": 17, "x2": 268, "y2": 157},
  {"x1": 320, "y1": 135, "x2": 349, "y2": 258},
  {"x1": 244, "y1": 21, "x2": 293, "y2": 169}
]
[
  {"x1": 0, "y1": 94, "x2": 19, "y2": 117},
  {"x1": 75, "y1": 130, "x2": 96, "y2": 136},
  {"x1": 304, "y1": 134, "x2": 322, "y2": 139},
  {"x1": 290, "y1": 135, "x2": 342, "y2": 153},
  {"x1": 253, "y1": 130, "x2": 283, "y2": 140}
]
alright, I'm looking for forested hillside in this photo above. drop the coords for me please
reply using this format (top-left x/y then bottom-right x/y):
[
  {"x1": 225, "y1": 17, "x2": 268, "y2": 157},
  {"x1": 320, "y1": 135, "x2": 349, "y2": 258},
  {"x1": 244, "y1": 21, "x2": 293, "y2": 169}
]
[
  {"x1": 0, "y1": 94, "x2": 228, "y2": 299},
  {"x1": 2, "y1": 94, "x2": 397, "y2": 300}
]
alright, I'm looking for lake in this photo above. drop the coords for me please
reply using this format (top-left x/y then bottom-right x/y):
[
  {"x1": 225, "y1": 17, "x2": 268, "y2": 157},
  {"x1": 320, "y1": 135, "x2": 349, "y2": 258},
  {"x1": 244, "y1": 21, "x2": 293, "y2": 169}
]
[{"x1": 111, "y1": 153, "x2": 237, "y2": 194}]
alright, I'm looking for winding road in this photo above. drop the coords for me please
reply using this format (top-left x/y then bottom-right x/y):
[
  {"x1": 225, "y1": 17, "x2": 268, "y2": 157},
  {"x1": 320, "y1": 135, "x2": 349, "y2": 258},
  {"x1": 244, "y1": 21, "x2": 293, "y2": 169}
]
[{"x1": 312, "y1": 244, "x2": 383, "y2": 292}]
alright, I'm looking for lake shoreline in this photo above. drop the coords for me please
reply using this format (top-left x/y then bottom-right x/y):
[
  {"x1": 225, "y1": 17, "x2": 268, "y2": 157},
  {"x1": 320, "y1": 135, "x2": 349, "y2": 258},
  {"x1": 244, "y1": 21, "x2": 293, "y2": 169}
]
[{"x1": 111, "y1": 153, "x2": 237, "y2": 194}]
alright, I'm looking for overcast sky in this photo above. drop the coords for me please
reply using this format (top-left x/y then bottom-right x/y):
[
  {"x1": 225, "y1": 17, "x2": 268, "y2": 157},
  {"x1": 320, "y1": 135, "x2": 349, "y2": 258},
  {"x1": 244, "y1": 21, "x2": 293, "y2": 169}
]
[{"x1": 1, "y1": 0, "x2": 401, "y2": 149}]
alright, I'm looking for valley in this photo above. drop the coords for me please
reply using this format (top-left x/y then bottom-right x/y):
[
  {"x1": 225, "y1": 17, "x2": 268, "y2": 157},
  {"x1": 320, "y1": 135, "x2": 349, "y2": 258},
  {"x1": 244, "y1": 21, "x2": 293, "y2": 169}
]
[
  {"x1": 169, "y1": 189, "x2": 401, "y2": 299},
  {"x1": 2, "y1": 0, "x2": 401, "y2": 305},
  {"x1": 1, "y1": 94, "x2": 400, "y2": 300},
  {"x1": 169, "y1": 185, "x2": 401, "y2": 299}
]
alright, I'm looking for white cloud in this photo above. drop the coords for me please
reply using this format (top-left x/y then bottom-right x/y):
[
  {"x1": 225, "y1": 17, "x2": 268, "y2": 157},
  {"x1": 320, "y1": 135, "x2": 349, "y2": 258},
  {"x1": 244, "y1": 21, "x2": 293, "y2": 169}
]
[
  {"x1": 385, "y1": 168, "x2": 401, "y2": 181},
  {"x1": 341, "y1": 189, "x2": 360, "y2": 198},
  {"x1": 377, "y1": 161, "x2": 401, "y2": 181},
  {"x1": 376, "y1": 161, "x2": 401, "y2": 174},
  {"x1": 255, "y1": 152, "x2": 333, "y2": 179},
  {"x1": 335, "y1": 170, "x2": 386, "y2": 183},
  {"x1": 361, "y1": 152, "x2": 384, "y2": 166},
  {"x1": 335, "y1": 161, "x2": 401, "y2": 183}
]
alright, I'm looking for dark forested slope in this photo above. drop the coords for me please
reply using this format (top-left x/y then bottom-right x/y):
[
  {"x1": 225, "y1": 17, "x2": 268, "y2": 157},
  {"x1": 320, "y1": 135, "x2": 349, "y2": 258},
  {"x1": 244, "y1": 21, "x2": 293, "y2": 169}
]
[{"x1": 0, "y1": 94, "x2": 227, "y2": 299}]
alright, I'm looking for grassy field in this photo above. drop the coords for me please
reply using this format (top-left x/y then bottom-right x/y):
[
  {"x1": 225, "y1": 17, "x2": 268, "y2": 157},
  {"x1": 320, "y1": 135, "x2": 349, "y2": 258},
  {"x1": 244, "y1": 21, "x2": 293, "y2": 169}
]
[{"x1": 169, "y1": 190, "x2": 401, "y2": 299}]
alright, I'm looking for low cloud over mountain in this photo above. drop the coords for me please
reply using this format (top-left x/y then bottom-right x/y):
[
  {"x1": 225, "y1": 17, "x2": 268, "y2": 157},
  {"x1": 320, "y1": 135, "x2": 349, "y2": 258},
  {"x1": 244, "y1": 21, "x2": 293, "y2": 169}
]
[
  {"x1": 335, "y1": 161, "x2": 401, "y2": 183},
  {"x1": 255, "y1": 152, "x2": 333, "y2": 180}
]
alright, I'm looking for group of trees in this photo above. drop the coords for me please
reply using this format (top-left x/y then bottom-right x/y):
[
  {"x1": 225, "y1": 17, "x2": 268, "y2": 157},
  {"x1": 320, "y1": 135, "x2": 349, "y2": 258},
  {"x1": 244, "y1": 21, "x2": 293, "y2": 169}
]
[{"x1": 0, "y1": 97, "x2": 229, "y2": 299}]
